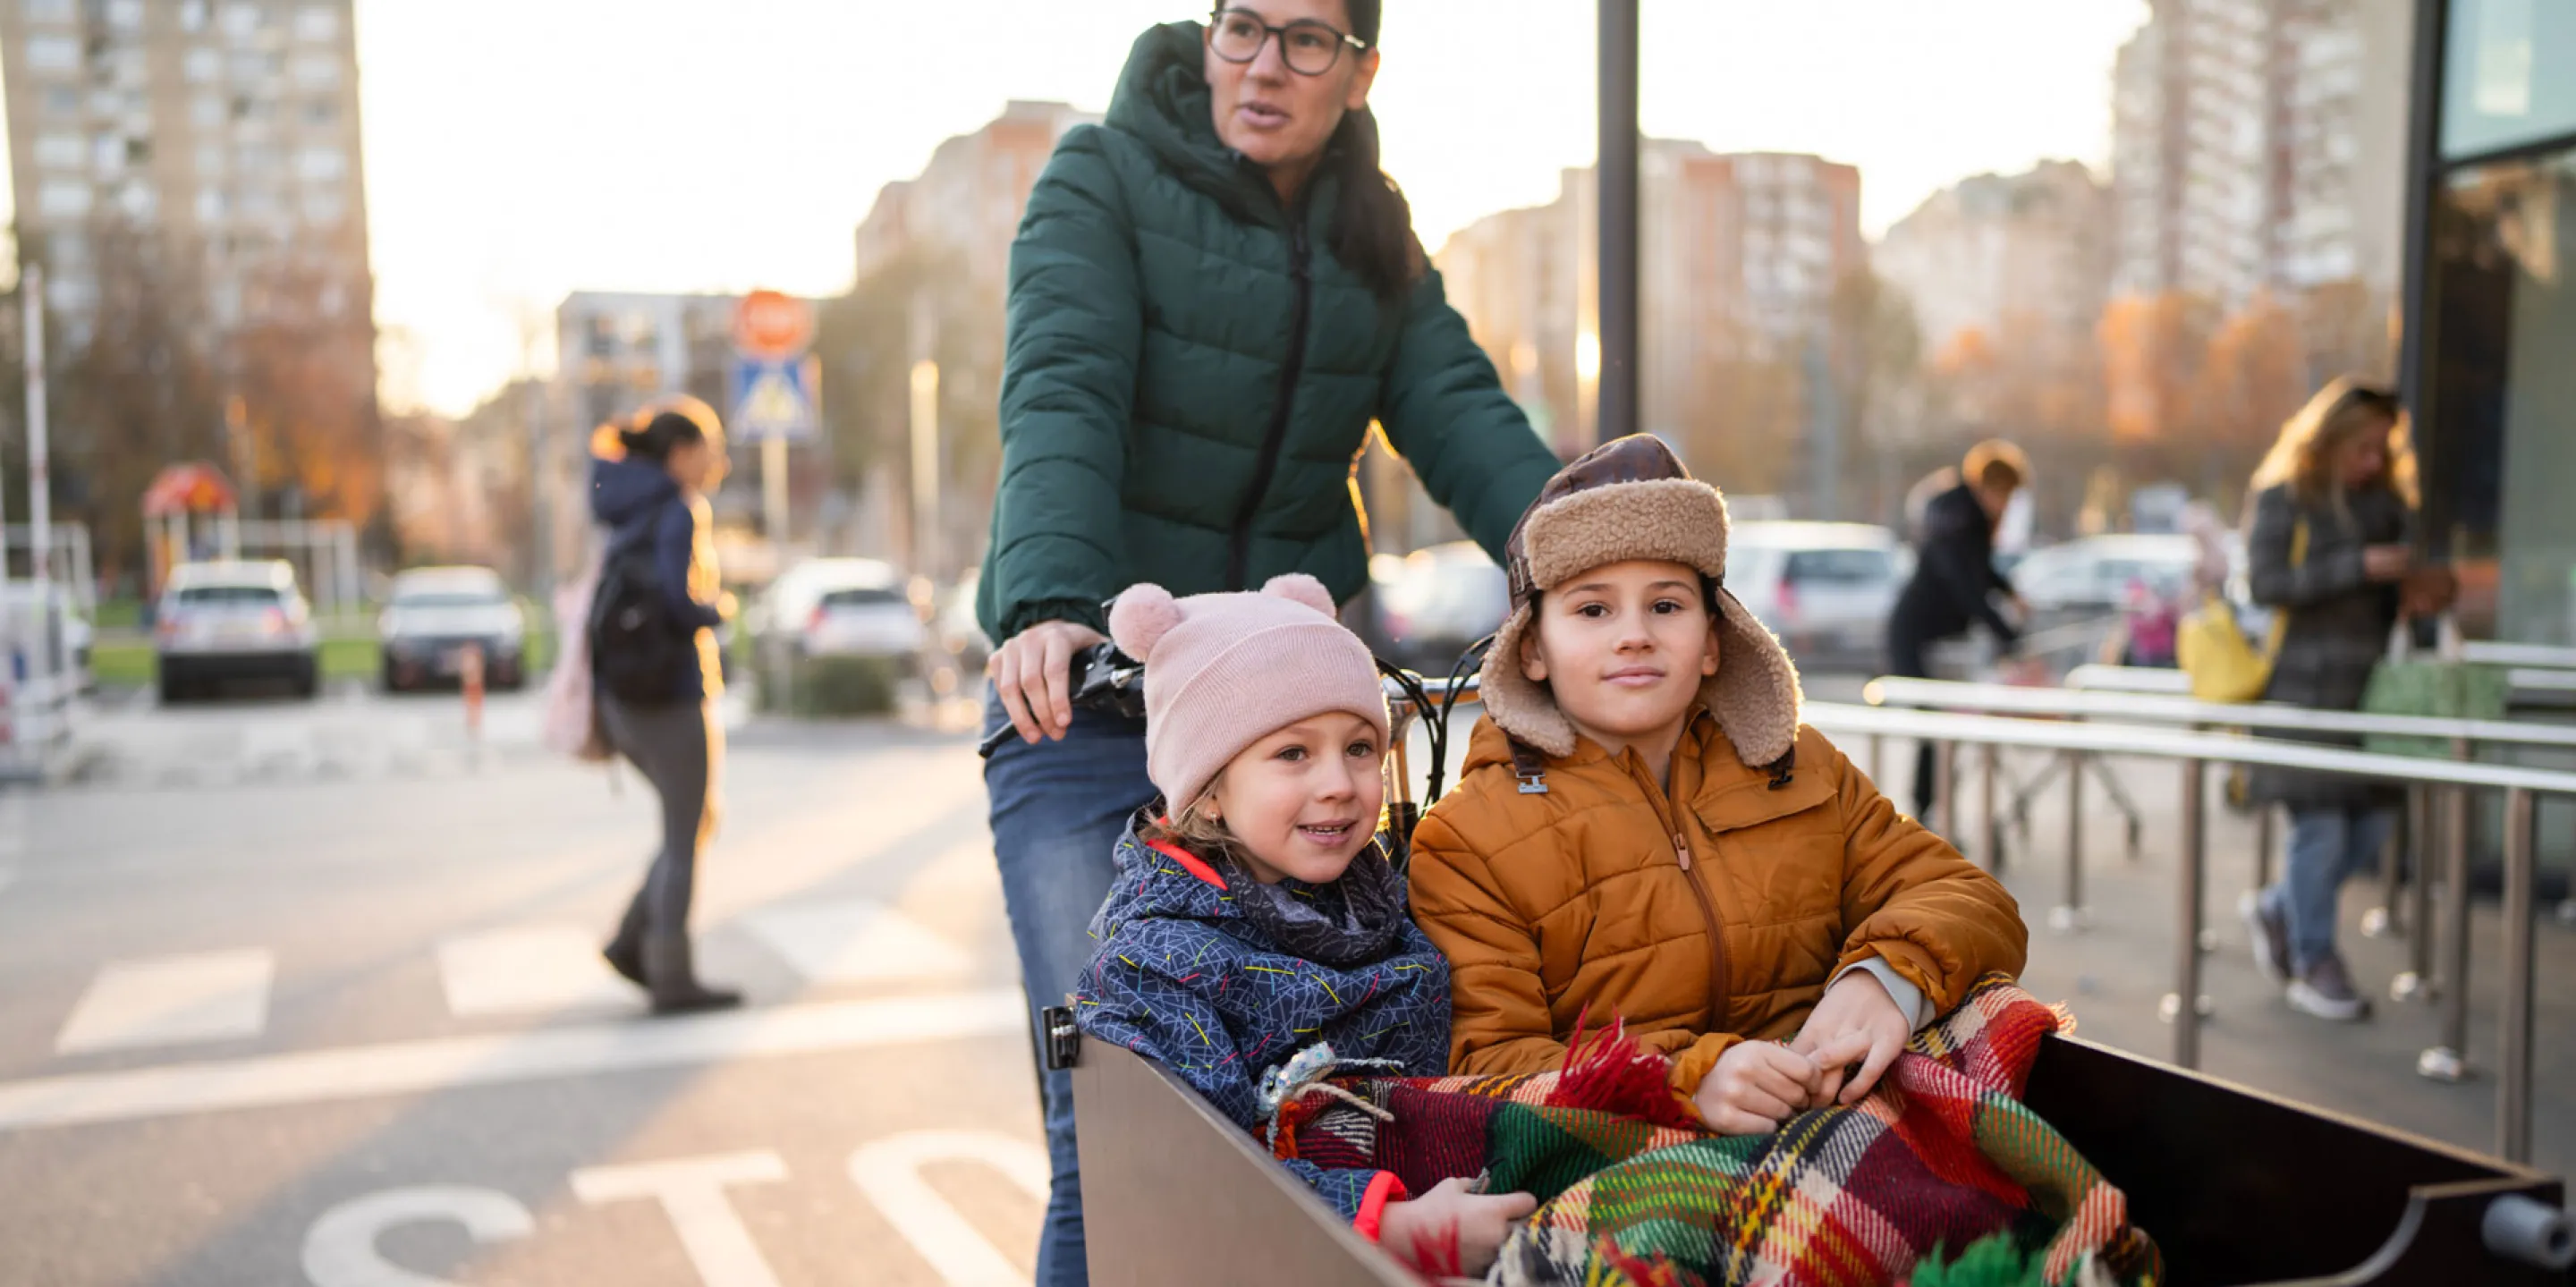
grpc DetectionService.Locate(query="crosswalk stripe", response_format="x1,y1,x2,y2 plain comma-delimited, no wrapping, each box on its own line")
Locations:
55,949,275,1055
0,987,1023,1132
737,899,971,986
437,927,635,1017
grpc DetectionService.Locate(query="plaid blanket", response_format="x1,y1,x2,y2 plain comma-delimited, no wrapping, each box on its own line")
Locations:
1268,977,2160,1286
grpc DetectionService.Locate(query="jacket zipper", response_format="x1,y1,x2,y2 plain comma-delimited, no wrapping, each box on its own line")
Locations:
1628,758,1732,1036
1226,208,1311,590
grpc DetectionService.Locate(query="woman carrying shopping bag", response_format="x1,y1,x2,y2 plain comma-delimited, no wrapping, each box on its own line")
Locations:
2237,378,2454,1022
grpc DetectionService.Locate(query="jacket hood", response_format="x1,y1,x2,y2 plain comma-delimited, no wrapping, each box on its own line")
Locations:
1105,21,1339,227
589,454,680,530
1090,812,1414,969
1091,814,1241,940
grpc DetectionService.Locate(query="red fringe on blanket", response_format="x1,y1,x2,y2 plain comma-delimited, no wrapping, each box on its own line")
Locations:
1545,1005,1707,1133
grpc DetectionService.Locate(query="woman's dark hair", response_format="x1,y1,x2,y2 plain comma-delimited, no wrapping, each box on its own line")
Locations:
617,409,708,463
1325,0,1422,302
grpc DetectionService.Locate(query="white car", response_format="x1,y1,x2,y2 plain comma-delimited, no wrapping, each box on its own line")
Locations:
1724,521,1911,669
752,558,908,645
379,566,527,692
155,561,320,702
1374,542,1509,673
801,576,928,663
0,581,92,695
2012,535,2217,615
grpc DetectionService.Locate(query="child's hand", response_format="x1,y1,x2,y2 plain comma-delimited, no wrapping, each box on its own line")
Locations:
1791,969,1914,1106
1691,1040,1824,1135
1377,1176,1538,1279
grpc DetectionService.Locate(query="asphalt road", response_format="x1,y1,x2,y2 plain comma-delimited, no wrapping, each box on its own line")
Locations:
1,691,1041,1287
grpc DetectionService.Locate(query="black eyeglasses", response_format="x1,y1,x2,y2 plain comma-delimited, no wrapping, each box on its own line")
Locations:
1208,6,1368,76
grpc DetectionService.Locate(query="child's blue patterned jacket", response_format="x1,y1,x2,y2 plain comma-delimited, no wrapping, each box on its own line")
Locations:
1073,815,1451,1238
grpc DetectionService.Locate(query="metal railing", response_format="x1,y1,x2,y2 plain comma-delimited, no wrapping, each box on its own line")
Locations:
2465,641,2576,671
1861,673,2576,1087
2076,657,2576,701
2065,664,2190,695
1379,673,2576,1164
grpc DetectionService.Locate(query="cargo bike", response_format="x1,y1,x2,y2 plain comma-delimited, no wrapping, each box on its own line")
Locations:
996,646,2574,1285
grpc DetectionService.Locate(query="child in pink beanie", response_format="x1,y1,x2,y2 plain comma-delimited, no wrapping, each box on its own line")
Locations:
1072,573,1536,1277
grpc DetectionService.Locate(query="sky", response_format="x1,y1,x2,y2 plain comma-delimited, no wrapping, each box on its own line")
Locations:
19,0,2155,415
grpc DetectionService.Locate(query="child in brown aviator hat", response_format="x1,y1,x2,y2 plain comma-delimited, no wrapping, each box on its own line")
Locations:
1409,436,2028,1135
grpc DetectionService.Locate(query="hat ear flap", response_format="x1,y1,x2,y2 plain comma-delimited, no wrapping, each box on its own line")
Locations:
1108,584,1182,661
1260,573,1337,619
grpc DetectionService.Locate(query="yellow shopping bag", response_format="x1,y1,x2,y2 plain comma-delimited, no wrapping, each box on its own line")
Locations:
2179,597,2275,702
2179,519,2303,703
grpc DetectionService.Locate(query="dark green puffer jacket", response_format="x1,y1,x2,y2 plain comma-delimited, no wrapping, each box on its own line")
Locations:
976,21,1560,642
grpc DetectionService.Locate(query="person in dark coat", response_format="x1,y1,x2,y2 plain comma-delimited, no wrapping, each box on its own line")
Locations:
976,5,1559,1280
1886,440,2029,821
588,397,741,1014
2238,379,2451,1022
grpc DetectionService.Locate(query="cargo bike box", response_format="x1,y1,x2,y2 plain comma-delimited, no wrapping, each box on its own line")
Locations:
1031,648,2571,1284
1064,1026,2571,1286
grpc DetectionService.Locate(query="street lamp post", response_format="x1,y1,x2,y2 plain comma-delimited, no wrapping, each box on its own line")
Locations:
1597,0,1640,445
909,359,940,580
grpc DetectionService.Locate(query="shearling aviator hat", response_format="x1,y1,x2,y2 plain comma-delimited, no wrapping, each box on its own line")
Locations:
1479,435,1803,768
1108,573,1391,812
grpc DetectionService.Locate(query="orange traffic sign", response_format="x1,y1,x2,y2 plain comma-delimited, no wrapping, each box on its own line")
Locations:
733,290,813,360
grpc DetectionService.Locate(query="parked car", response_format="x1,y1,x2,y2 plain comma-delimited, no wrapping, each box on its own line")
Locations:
1724,521,1909,671
2011,534,2213,615
1374,542,1508,675
801,577,928,664
154,560,319,702
750,558,908,648
379,566,526,693
0,581,93,694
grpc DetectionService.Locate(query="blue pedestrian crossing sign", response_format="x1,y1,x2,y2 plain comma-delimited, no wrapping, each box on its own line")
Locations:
731,354,819,443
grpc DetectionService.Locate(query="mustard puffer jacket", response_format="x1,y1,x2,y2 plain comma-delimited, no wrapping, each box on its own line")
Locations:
1409,711,2028,1105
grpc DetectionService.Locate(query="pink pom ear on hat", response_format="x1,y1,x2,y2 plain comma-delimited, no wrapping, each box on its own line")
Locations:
1260,573,1336,619
1108,584,1183,661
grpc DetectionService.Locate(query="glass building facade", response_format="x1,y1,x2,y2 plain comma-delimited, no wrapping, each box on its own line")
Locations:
2413,0,2576,643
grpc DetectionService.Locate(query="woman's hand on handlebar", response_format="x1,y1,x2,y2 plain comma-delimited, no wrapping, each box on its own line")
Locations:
988,619,1108,745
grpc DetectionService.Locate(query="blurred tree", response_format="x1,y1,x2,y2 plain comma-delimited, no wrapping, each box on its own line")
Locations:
1677,330,1801,499
1826,268,1925,522
228,257,384,534
812,245,1003,566
2296,279,2398,387
12,222,229,587
2097,292,2220,449
2189,289,2309,507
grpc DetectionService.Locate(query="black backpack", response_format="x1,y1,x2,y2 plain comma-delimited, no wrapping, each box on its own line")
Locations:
589,539,695,706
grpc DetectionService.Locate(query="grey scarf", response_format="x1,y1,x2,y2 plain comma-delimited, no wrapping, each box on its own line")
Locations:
1221,834,1411,969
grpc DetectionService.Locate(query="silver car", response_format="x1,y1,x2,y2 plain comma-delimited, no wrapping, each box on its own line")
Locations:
379,566,528,692
1724,521,1910,670
2012,535,2214,615
155,561,320,702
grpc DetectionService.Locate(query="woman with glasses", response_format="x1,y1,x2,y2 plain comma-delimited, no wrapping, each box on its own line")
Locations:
975,3,1559,1282
2238,378,2454,1022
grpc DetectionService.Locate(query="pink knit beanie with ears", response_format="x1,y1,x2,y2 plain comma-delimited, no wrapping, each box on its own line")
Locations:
1107,574,1389,811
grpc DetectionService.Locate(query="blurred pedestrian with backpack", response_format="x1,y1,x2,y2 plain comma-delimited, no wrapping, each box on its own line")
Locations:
587,396,741,1014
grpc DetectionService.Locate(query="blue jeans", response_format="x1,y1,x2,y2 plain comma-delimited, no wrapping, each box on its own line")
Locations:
982,688,1155,1287
2263,805,2396,972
